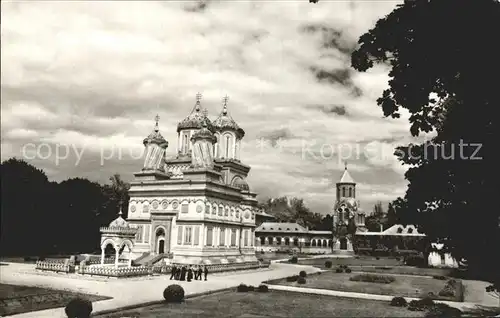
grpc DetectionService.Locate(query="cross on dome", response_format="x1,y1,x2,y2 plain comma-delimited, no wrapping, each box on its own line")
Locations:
195,92,203,111
154,114,160,131
222,95,229,115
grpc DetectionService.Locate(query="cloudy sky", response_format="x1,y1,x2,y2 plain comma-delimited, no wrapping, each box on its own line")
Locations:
1,0,431,214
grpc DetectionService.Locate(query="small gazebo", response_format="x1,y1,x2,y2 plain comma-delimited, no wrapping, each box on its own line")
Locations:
99,209,137,268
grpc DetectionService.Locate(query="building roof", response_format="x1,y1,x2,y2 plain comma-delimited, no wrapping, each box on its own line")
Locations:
177,95,215,133
143,115,168,147
255,222,308,233
191,121,217,143
212,97,245,138
109,210,130,228
356,224,425,236
232,177,250,191
339,167,355,183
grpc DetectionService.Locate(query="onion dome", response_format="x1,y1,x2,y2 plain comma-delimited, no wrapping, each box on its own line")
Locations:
109,209,130,228
143,115,168,147
232,178,250,191
191,120,217,144
212,95,245,138
177,93,215,133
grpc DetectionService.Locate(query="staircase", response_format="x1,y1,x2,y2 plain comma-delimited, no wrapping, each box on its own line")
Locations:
133,252,150,265
134,253,168,266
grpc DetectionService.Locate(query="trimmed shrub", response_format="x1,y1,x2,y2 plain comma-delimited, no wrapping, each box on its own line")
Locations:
406,255,426,267
289,256,298,264
345,268,352,273
325,261,332,268
376,256,380,260
65,297,93,318
390,296,407,307
409,297,435,311
408,300,423,311
420,296,436,308
340,265,347,269
425,303,462,318
395,257,401,261
260,250,265,254
335,267,343,273
349,274,395,284
163,284,185,303
258,258,264,262
237,284,249,292
286,275,299,282
297,277,306,284
433,275,447,280
247,285,255,291
375,266,392,270
299,270,307,278
257,284,269,293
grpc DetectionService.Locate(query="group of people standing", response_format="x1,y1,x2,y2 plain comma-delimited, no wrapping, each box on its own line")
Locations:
170,265,208,282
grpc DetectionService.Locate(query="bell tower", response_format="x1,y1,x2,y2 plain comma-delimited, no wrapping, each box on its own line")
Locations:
336,162,356,201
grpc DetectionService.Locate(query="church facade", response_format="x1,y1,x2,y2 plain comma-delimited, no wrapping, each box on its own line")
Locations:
126,94,259,265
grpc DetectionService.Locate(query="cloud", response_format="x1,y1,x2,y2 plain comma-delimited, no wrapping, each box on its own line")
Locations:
1,0,420,214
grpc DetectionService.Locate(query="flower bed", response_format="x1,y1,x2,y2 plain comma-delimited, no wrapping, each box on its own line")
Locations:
350,274,396,284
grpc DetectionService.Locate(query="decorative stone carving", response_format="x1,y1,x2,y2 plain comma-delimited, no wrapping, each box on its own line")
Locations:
172,201,179,209
152,201,159,209
130,205,136,212
161,201,168,209
196,205,203,213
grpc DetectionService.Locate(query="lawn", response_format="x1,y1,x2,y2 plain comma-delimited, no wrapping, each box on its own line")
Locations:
269,272,462,301
0,284,111,316
99,290,424,318
298,256,453,277
298,256,403,267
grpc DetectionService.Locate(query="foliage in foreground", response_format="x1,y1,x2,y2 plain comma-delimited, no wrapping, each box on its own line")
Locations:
163,284,185,303
352,0,500,285
65,297,93,318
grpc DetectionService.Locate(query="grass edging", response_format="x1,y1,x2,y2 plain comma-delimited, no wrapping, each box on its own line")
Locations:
90,286,235,317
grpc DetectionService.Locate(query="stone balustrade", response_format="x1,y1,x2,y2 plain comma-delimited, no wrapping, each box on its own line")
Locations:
79,265,153,277
99,227,138,235
36,260,75,273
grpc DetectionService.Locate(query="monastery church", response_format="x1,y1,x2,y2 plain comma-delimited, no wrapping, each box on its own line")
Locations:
107,94,261,265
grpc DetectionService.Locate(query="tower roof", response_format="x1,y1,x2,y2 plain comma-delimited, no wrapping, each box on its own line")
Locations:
191,120,217,143
109,208,130,228
212,95,245,138
143,114,168,147
338,164,355,184
177,93,215,133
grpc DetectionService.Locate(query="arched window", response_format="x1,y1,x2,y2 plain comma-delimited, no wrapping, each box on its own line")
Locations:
342,187,346,197
348,188,352,197
225,135,230,158
260,237,265,245
183,132,189,153
284,237,290,245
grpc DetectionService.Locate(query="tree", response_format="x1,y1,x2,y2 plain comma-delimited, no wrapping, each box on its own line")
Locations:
261,196,323,229
101,174,130,225
0,158,52,256
352,0,499,281
386,203,397,227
